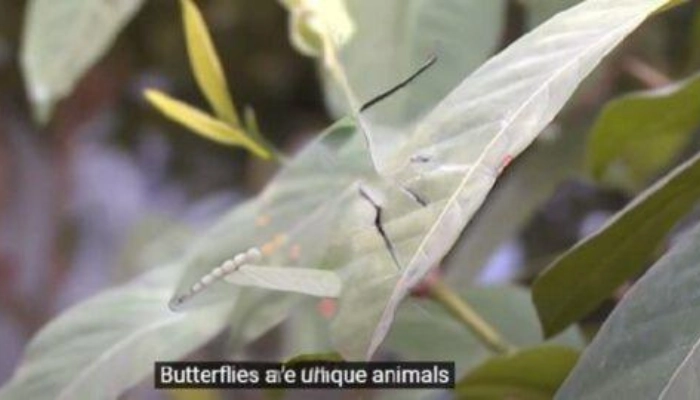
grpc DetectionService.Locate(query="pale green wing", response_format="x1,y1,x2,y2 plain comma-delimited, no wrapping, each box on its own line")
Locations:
357,0,676,359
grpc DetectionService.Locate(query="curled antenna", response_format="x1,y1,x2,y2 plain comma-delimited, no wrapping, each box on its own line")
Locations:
169,247,262,310
360,54,438,112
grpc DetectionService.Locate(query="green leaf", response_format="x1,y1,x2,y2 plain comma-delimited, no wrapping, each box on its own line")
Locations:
20,0,144,122
587,73,700,190
534,151,700,337
170,119,367,301
165,0,675,363
144,89,270,159
456,346,580,400
168,120,373,349
377,287,582,400
324,0,506,129
385,287,583,376
688,6,700,71
0,123,363,400
445,127,587,284
555,222,700,399
0,264,233,400
180,0,240,127
521,0,583,29
357,0,675,360
284,352,344,364
223,265,342,298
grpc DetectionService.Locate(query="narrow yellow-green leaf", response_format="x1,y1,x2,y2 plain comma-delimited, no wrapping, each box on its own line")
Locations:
144,89,269,159
243,107,285,163
180,0,239,126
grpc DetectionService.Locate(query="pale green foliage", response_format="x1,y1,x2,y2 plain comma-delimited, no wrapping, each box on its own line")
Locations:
362,0,675,359
0,265,232,400
3,0,688,399
445,127,586,285
224,265,342,297
21,0,144,122
386,287,583,374
324,0,507,167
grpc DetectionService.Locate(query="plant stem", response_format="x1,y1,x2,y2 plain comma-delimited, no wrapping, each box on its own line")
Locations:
242,107,286,165
320,36,381,171
428,277,515,355
621,56,671,88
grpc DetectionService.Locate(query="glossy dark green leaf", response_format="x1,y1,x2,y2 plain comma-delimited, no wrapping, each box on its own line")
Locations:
456,346,579,400
556,222,700,399
587,73,700,190
533,151,700,337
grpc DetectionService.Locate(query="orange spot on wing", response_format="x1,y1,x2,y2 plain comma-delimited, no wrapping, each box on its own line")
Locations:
273,234,287,246
289,244,301,261
409,268,441,298
255,214,271,227
498,155,514,175
317,298,337,319
260,234,289,257
261,242,276,256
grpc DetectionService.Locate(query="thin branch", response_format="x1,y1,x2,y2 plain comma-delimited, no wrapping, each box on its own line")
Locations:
622,56,672,88
428,277,515,355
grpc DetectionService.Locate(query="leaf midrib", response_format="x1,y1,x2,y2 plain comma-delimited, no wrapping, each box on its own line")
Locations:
405,10,637,295
56,295,185,400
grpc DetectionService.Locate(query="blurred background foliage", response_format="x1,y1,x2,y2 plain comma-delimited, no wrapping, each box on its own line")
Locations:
0,0,699,399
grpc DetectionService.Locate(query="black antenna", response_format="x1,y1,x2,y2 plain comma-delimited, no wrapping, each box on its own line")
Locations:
360,54,438,112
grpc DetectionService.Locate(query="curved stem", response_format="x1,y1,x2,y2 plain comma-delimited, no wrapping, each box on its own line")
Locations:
428,277,515,355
